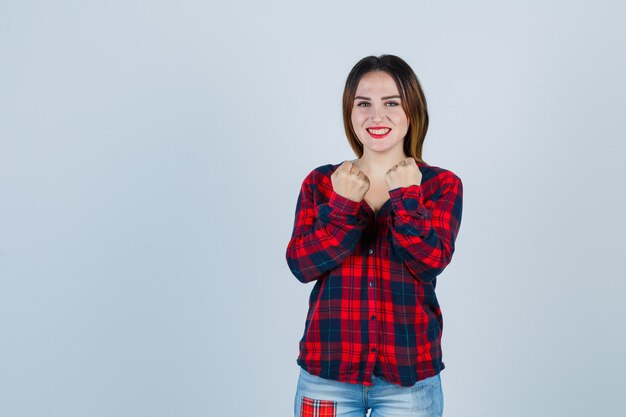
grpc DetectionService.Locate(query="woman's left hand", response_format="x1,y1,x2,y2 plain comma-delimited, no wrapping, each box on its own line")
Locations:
385,157,422,190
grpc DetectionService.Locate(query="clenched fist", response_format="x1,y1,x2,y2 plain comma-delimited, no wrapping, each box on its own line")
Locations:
385,157,422,190
331,160,370,202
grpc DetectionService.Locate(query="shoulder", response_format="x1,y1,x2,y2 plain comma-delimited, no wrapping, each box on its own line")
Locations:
302,161,344,184
417,161,463,201
419,161,462,187
297,161,344,198
301,159,462,189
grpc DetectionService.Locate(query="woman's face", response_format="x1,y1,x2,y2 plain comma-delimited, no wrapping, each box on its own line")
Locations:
351,71,409,156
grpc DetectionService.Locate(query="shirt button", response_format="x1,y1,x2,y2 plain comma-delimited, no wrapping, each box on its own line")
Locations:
371,347,377,352
371,315,376,320
369,282,374,287
368,249,374,255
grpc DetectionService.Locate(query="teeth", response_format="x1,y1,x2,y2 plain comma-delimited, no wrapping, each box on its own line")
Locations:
368,128,390,135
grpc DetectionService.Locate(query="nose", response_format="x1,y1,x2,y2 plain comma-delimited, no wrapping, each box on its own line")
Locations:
371,105,385,122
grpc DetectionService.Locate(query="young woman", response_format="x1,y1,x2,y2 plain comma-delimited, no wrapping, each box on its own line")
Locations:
285,54,463,417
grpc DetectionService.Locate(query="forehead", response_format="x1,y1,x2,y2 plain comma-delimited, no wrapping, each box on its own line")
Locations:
355,71,399,95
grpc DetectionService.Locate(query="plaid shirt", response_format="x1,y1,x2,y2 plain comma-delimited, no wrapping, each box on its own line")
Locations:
285,160,463,387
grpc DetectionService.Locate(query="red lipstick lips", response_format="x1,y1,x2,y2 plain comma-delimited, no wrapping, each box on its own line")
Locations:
366,126,392,139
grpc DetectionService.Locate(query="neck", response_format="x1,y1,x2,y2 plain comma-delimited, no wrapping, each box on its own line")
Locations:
354,150,409,181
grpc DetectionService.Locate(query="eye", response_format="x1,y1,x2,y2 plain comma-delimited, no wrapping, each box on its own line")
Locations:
386,101,400,107
356,101,370,107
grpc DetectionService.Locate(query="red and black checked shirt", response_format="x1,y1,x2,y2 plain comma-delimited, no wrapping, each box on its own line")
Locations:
285,160,463,387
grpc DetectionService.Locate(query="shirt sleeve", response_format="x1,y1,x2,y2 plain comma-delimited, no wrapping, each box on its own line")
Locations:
285,172,368,283
388,173,463,283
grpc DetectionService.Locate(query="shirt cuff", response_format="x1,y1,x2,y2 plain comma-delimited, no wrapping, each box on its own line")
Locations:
328,189,362,217
389,184,431,219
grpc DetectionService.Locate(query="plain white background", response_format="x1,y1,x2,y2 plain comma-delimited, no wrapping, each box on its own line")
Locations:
1,1,625,416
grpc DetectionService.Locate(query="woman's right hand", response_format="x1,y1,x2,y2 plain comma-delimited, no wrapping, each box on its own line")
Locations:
331,161,370,202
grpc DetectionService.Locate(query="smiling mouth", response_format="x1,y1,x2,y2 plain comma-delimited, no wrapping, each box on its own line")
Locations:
366,127,391,138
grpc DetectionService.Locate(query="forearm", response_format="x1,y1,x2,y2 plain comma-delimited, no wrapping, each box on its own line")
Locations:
286,189,367,283
388,178,463,283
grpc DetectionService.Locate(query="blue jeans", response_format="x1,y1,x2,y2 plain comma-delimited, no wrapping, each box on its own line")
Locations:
294,367,444,417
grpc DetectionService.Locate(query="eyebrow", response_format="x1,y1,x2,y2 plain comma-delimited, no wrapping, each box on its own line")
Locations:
354,95,401,100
